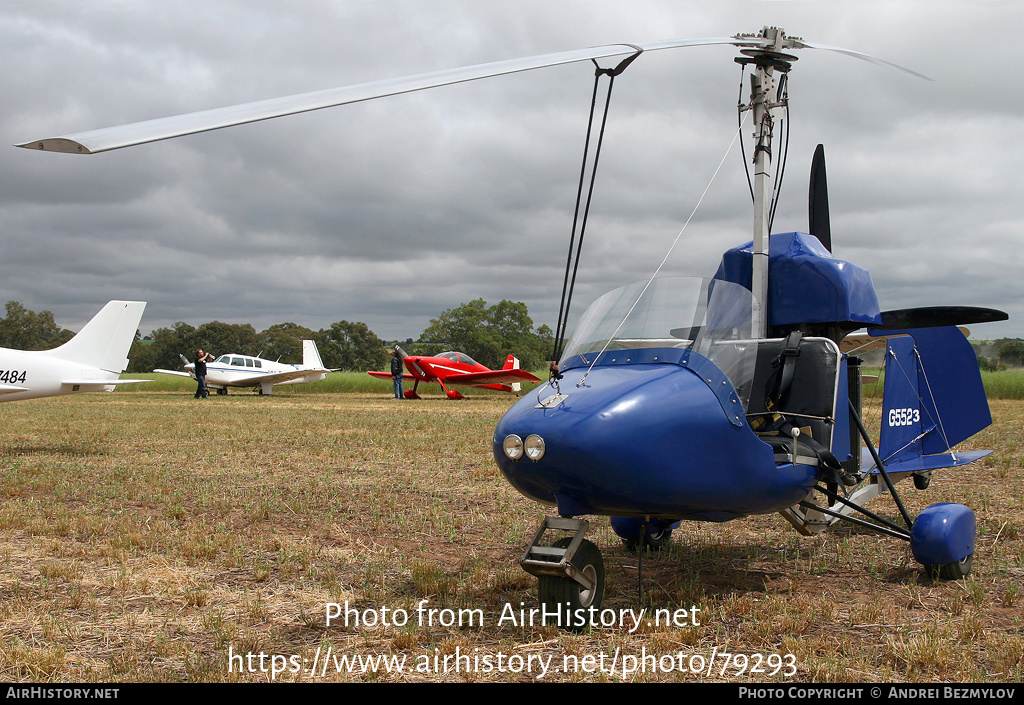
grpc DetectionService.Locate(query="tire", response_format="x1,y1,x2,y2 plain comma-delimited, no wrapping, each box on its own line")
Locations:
913,473,931,490
930,553,973,580
623,527,673,552
537,538,605,630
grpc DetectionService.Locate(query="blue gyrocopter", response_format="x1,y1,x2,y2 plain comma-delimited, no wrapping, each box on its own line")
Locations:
19,26,1007,627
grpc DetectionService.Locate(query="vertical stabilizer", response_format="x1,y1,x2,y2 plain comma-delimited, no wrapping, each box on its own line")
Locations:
43,301,146,373
878,326,991,468
302,339,325,369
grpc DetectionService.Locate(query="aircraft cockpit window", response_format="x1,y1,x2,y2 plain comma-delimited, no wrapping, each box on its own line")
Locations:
254,360,261,368
216,355,230,363
231,357,245,366
559,276,760,410
245,358,254,367
458,353,478,366
439,352,459,362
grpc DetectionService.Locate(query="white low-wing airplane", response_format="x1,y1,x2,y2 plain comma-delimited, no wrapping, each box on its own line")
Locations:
0,300,147,402
155,340,331,395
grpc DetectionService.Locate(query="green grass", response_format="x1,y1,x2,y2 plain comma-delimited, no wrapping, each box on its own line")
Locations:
857,368,1024,400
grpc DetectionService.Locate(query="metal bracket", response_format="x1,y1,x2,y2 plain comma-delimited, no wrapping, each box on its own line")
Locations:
519,516,594,590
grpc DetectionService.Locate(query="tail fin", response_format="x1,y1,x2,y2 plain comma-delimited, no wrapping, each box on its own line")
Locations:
878,326,991,470
502,354,520,371
302,340,325,369
43,301,146,373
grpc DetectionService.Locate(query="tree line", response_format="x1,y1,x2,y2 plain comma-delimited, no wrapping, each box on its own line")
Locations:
0,298,555,374
127,320,388,373
9,299,1024,376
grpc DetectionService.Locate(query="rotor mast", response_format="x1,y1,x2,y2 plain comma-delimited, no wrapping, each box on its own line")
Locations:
737,27,798,337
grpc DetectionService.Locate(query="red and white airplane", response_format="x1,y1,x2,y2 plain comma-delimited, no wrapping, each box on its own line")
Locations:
369,348,540,399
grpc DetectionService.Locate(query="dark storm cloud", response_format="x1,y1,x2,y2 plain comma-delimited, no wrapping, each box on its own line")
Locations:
1,1,1021,342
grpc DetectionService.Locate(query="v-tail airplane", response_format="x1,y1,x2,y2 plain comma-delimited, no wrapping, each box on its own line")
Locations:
155,339,331,395
0,300,147,403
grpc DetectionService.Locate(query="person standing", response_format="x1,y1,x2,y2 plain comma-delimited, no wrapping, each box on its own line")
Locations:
391,349,404,399
194,348,214,399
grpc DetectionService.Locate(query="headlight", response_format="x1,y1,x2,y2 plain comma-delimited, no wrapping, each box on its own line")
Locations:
502,434,524,461
524,435,546,461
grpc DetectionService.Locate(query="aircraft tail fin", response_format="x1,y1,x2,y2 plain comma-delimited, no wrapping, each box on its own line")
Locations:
876,326,991,472
302,339,325,369
502,354,520,371
43,301,146,373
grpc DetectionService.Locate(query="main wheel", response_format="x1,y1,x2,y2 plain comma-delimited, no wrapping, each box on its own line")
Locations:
537,538,605,630
929,553,973,580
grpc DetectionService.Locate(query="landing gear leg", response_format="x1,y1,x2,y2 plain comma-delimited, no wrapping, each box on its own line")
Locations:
520,517,606,630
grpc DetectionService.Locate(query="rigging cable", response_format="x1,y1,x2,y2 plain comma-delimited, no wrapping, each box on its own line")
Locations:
575,113,750,388
550,48,642,373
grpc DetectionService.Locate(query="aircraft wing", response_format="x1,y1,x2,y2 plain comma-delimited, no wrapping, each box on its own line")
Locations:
368,371,415,379
227,368,330,387
154,369,194,378
444,368,540,388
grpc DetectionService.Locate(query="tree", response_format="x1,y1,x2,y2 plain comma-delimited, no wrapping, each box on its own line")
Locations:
0,301,74,350
315,320,387,371
997,339,1024,367
419,299,552,370
127,321,198,372
258,322,315,363
194,321,258,358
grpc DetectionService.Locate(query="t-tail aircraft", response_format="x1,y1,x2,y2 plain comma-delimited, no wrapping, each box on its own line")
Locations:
368,347,540,399
0,300,147,402
17,26,1008,626
155,340,331,395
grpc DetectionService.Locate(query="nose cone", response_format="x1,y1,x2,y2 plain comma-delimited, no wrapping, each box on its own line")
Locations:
494,363,815,520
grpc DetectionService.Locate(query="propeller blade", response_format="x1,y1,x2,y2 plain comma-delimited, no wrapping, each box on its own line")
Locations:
808,144,832,252
872,306,1008,331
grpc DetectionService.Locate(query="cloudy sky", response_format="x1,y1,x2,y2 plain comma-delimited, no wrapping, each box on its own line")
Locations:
2,1,1021,345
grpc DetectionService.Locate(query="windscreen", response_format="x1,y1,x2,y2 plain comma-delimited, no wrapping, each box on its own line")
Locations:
559,277,761,409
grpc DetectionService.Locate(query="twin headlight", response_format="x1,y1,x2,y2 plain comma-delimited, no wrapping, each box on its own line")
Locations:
502,434,545,462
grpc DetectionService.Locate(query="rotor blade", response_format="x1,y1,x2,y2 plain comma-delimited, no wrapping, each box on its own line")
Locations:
871,306,1008,331
791,40,933,82
808,143,832,252
16,38,739,155
15,31,928,155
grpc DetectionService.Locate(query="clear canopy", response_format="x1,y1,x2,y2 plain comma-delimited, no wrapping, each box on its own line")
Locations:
559,277,761,409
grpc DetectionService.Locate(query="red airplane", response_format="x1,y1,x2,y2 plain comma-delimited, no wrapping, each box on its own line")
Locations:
368,349,540,399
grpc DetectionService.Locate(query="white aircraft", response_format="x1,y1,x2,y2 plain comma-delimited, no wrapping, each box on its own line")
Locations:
0,300,147,402
155,339,331,395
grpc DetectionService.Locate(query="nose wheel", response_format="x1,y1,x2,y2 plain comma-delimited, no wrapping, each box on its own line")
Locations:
520,517,606,630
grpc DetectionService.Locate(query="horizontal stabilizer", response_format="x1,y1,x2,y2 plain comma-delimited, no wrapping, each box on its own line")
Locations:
154,369,193,378
863,449,992,474
872,306,1007,331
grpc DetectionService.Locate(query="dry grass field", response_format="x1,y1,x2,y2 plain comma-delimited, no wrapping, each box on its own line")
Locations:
0,387,1021,683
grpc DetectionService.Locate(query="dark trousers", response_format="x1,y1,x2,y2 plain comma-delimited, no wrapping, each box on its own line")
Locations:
195,375,209,398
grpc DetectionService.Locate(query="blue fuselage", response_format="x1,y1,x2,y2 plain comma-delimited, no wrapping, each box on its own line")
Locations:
493,354,818,522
